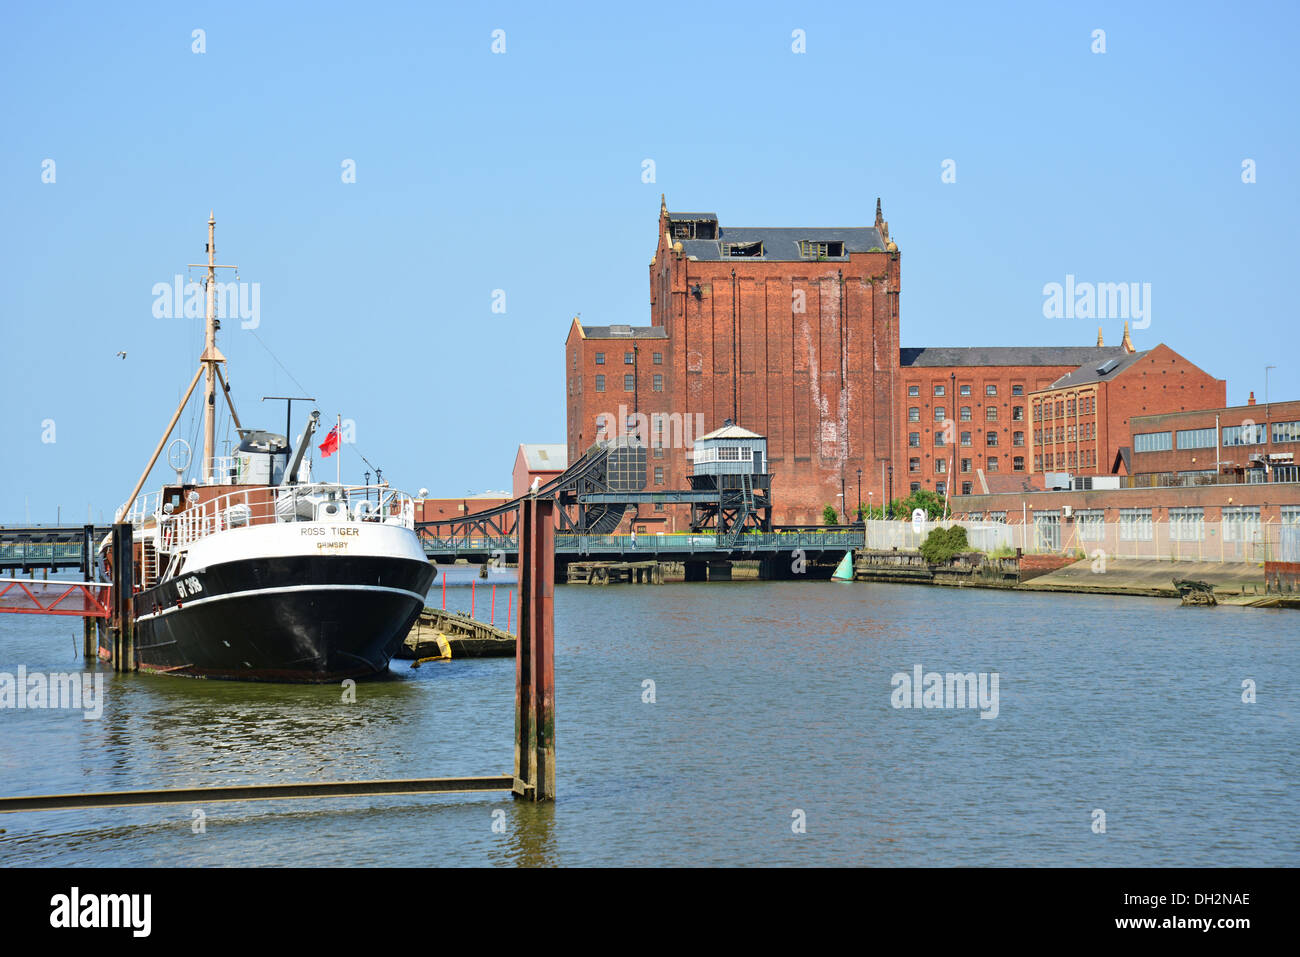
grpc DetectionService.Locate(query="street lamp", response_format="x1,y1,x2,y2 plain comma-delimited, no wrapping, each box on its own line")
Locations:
856,468,862,518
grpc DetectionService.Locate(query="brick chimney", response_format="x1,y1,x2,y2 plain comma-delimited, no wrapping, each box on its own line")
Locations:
1248,391,1256,406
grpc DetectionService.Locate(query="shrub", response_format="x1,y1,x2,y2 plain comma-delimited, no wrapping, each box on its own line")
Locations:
822,505,840,526
920,525,970,564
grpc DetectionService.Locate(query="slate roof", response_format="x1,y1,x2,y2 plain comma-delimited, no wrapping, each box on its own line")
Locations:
1046,349,1151,389
673,225,886,262
900,346,1122,368
579,324,668,339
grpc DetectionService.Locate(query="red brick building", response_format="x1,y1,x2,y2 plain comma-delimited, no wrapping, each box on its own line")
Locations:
512,443,567,498
563,199,1230,525
1128,397,1300,486
1029,340,1226,478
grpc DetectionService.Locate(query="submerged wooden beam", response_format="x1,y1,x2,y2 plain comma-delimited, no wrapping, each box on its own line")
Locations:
0,775,515,814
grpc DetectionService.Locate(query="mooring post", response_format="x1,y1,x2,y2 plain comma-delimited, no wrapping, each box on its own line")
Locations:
514,496,555,802
110,523,134,672
81,523,95,658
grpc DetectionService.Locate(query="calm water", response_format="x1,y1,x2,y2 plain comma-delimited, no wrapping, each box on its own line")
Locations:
0,566,1295,866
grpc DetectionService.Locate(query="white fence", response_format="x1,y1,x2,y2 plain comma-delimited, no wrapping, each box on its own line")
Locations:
862,518,1292,564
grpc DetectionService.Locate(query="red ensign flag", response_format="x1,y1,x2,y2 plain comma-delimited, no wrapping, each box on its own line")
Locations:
318,425,340,458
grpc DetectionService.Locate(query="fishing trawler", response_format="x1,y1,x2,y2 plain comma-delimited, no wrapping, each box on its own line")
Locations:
100,214,435,681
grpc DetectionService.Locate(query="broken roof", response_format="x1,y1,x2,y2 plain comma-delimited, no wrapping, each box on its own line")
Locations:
579,324,668,339
672,223,886,262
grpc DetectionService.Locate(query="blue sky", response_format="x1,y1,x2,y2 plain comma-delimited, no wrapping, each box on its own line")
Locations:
2,1,1296,523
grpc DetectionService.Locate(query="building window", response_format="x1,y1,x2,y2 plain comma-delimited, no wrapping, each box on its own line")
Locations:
986,407,998,422
960,431,972,447
909,457,921,472
934,406,946,421
960,384,971,396
960,458,972,473
1223,507,1261,542
1271,420,1300,443
933,384,945,396
653,374,663,392
1176,427,1216,449
1076,509,1105,541
653,352,663,365
986,431,998,446
910,482,921,493
986,385,998,396
1013,456,1025,471
909,407,920,422
1169,507,1205,541
624,352,634,364
1012,406,1024,421
653,442,663,458
1034,454,1042,470
1222,424,1267,447
798,240,844,258
595,375,605,392
909,433,920,447
987,511,1006,524
722,241,763,257
960,406,972,422
1012,385,1024,396
935,459,947,474
1134,431,1173,453
986,457,999,472
1013,431,1025,446
654,467,664,485
595,352,605,365
654,502,664,512
934,430,946,447
908,385,919,397
961,482,972,495
935,482,946,496
1119,508,1153,541
624,374,634,391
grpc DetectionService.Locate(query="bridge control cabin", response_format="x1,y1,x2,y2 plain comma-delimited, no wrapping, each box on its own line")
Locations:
688,420,773,536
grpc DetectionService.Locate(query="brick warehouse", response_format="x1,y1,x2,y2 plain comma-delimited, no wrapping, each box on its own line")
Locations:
563,199,1224,526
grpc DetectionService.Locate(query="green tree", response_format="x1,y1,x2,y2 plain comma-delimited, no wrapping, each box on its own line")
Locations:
822,505,841,526
920,525,970,564
888,488,946,520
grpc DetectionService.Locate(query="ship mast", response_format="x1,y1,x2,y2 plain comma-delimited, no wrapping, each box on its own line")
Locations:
188,211,236,483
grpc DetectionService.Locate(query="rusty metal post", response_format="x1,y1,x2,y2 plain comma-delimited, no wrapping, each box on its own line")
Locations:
81,524,95,658
514,497,555,802
110,523,134,672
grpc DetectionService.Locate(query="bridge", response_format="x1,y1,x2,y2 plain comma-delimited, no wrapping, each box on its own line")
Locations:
0,525,106,573
420,529,864,566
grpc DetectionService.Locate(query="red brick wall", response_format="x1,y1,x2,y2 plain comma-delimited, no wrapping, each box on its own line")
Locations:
951,482,1300,523
1019,553,1079,579
900,367,1068,499
652,209,902,525
1130,398,1300,479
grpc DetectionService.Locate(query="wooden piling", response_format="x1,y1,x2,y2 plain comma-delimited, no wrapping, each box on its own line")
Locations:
109,523,134,672
514,496,555,802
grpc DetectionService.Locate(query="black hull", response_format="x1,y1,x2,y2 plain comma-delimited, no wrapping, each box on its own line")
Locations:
122,555,436,683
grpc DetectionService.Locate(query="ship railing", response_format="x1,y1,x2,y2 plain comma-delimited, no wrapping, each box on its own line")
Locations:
159,484,416,550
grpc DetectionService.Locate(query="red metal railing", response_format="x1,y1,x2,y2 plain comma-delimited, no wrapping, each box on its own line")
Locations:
0,578,112,618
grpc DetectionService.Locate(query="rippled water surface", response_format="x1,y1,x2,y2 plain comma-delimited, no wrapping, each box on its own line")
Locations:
1,567,1295,866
